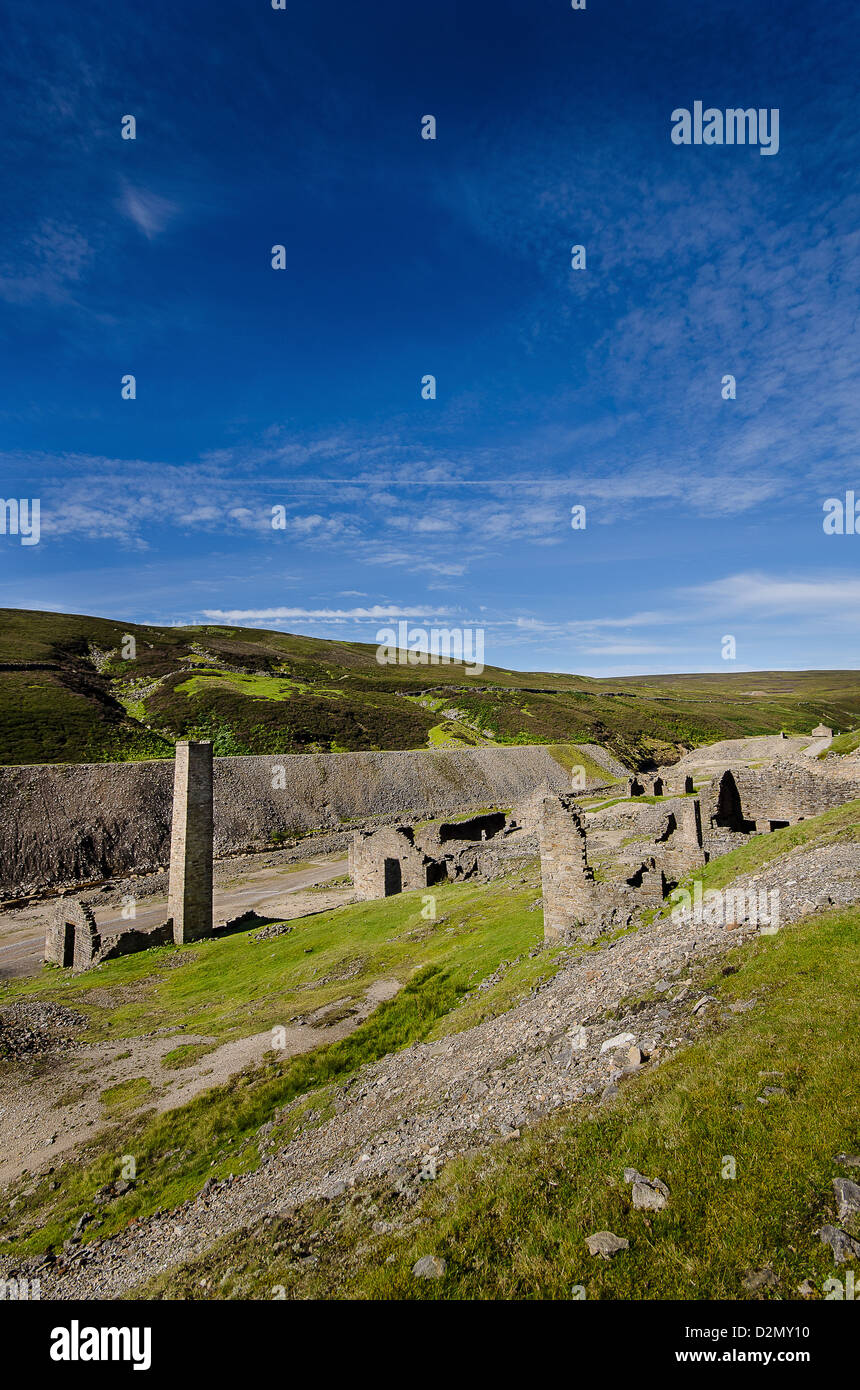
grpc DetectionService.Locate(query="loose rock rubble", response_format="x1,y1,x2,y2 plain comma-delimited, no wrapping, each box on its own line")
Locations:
0,1002,87,1061
586,1232,629,1259
4,838,858,1300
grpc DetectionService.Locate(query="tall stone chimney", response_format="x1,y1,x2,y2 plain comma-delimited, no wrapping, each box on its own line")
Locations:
168,740,214,944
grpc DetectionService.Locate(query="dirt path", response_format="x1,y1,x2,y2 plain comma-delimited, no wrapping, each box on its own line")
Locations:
802,734,833,757
0,854,349,981
0,977,400,1189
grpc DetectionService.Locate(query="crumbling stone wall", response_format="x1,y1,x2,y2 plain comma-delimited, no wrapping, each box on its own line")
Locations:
0,744,575,897
352,810,526,901
437,811,507,843
514,786,553,834
702,762,860,832
44,899,173,971
656,773,696,795
98,923,173,962
352,826,439,899
628,773,693,797
651,796,705,879
44,899,100,970
539,793,704,945
539,795,598,942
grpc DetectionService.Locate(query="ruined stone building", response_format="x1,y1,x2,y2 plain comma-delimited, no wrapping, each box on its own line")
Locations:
539,755,860,945
627,773,693,797
539,792,705,944
352,810,526,900
703,762,860,836
44,898,172,971
42,738,860,972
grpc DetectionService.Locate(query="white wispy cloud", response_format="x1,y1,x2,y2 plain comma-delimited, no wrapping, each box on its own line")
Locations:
118,182,178,239
202,605,454,622
685,572,860,617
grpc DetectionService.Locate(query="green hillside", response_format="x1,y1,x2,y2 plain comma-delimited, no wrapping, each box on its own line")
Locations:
1,607,859,767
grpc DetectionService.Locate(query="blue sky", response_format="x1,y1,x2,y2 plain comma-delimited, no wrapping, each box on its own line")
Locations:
1,0,858,676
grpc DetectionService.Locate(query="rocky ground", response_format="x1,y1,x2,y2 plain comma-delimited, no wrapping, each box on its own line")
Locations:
0,1002,88,1062
10,834,858,1301
670,734,816,779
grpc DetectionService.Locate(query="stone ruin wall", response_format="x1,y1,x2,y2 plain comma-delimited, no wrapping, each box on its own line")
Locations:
352,810,534,902
702,761,860,831
541,759,860,947
539,792,705,945
44,898,173,972
0,744,574,897
627,774,694,797
351,826,437,899
538,795,597,942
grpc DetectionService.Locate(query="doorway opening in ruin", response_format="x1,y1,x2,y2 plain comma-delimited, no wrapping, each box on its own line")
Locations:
60,921,75,967
383,858,403,896
425,861,447,887
769,819,790,831
714,771,755,832
655,812,677,843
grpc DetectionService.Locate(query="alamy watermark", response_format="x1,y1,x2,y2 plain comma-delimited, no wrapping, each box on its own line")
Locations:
375,621,484,676
1,498,40,545
823,492,860,534
670,880,780,933
0,1278,40,1299
671,103,780,156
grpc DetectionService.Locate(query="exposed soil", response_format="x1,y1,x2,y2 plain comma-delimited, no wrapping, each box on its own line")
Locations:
0,976,401,1188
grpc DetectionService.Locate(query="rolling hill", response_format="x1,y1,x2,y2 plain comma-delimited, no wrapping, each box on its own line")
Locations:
1,607,859,768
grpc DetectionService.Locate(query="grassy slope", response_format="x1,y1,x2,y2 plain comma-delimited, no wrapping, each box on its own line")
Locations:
2,608,860,766
140,902,860,1301
0,867,560,1257
822,729,860,758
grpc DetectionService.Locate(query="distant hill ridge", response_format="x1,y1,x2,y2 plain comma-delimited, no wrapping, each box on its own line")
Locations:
1,607,859,768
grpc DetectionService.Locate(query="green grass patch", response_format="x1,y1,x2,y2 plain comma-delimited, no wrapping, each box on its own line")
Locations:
0,869,546,1049
427,721,484,747
100,1077,153,1115
161,1044,216,1070
175,671,347,703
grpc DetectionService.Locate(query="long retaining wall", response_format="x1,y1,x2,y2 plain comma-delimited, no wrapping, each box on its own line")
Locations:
0,745,573,896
